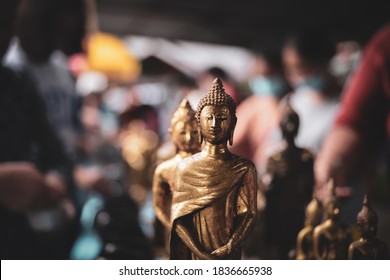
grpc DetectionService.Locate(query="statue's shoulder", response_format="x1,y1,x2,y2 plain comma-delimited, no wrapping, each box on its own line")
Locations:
349,239,363,248
300,149,314,162
298,226,313,239
269,151,283,162
232,154,256,172
313,223,327,236
155,156,177,174
176,152,203,172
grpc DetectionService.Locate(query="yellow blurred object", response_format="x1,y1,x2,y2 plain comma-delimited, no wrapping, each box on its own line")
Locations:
87,32,141,82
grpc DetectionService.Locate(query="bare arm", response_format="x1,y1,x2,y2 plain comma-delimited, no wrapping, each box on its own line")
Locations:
0,162,66,211
315,126,362,201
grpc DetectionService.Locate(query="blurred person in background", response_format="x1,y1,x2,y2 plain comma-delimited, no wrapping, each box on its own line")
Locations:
315,25,390,205
10,0,114,203
232,49,289,172
330,41,361,87
280,30,341,155
11,0,86,161
0,0,77,259
234,49,289,259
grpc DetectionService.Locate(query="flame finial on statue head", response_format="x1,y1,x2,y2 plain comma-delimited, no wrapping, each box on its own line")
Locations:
305,191,323,226
357,194,378,227
170,98,196,129
325,178,341,218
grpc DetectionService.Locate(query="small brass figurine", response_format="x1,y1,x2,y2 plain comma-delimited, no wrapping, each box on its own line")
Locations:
296,193,323,259
263,103,314,259
348,195,389,259
152,99,200,232
313,180,352,259
170,78,257,260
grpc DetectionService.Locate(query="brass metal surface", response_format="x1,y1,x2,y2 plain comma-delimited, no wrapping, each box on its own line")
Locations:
170,78,257,260
296,193,323,259
263,102,314,259
313,180,352,259
152,99,200,230
348,194,390,259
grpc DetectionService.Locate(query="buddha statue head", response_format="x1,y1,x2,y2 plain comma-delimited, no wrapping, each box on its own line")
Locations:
169,99,200,154
195,78,237,145
280,102,299,143
357,194,378,239
305,192,323,226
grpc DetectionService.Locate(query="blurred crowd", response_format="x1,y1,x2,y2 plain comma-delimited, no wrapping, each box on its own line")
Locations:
0,0,389,260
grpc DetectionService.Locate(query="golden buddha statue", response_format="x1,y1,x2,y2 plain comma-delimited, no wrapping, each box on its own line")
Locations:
170,78,257,260
152,99,200,234
348,195,389,259
296,193,323,259
263,102,314,259
313,180,352,259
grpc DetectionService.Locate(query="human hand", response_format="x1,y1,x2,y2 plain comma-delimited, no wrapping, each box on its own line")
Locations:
0,162,46,211
314,126,362,203
42,172,68,207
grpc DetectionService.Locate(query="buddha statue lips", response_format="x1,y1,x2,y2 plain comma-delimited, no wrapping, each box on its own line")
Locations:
170,78,257,260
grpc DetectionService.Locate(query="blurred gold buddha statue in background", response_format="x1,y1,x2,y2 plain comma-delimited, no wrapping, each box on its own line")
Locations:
348,195,389,259
152,99,200,255
170,78,257,260
296,193,323,259
152,99,200,251
313,180,352,259
263,102,314,259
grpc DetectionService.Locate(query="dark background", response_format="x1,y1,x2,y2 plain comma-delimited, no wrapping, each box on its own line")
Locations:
97,0,390,48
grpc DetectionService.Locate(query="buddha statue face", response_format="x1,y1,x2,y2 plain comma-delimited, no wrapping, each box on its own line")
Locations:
357,195,378,239
280,105,299,142
360,220,377,239
200,105,233,145
169,99,200,154
171,119,200,153
305,196,323,226
196,78,237,146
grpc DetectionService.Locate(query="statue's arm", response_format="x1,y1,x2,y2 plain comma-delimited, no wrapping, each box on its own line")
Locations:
313,226,323,260
348,242,356,260
296,228,309,260
175,219,214,260
152,167,170,228
232,166,257,245
212,166,257,258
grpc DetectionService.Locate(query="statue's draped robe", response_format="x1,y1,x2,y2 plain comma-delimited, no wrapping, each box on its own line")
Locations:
170,153,256,259
153,155,183,228
349,239,390,260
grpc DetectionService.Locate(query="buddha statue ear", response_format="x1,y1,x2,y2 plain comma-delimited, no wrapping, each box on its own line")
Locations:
228,118,237,146
198,126,203,145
